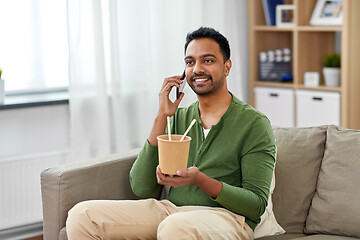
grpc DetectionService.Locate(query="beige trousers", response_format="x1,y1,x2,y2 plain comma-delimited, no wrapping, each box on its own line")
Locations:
66,198,254,240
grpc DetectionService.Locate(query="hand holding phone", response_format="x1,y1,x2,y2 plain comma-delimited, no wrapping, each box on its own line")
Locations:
176,71,186,99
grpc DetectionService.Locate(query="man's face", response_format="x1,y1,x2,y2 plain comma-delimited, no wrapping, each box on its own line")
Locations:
184,38,231,96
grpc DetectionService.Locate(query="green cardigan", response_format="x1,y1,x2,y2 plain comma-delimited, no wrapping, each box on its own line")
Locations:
130,95,276,230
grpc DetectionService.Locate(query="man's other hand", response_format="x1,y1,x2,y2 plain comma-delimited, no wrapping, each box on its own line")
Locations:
156,165,200,188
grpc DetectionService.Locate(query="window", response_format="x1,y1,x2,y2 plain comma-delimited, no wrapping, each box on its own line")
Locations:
0,0,68,92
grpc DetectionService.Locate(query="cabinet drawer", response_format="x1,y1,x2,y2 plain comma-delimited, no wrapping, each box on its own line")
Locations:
296,90,340,127
254,87,294,127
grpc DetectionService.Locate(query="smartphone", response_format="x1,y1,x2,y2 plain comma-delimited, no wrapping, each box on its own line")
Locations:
176,71,186,99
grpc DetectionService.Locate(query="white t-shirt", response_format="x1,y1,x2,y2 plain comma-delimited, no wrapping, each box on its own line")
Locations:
203,128,210,138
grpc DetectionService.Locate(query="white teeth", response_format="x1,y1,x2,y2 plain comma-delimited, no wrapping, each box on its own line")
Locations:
195,78,208,82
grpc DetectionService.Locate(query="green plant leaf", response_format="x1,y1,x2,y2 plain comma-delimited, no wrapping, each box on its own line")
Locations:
324,53,341,68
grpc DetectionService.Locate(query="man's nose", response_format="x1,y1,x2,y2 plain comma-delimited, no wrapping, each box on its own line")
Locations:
193,62,204,75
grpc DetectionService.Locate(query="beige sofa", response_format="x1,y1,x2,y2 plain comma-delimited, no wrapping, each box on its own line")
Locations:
41,125,360,240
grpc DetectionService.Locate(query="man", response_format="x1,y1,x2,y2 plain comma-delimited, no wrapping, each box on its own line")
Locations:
67,27,276,240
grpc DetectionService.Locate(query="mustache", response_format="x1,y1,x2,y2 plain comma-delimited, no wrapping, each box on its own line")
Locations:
189,73,212,82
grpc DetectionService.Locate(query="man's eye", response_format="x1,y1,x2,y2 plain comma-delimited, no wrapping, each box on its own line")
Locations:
186,61,194,65
205,59,214,63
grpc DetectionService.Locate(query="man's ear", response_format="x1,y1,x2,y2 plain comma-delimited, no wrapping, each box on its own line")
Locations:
224,59,232,77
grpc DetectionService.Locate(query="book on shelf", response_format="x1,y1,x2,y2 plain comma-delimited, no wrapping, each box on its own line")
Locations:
262,0,284,26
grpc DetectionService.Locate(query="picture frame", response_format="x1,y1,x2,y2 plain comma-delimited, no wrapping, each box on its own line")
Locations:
310,0,343,26
276,4,295,27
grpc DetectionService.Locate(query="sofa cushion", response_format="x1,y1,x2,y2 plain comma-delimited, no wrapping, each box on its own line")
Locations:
254,171,285,238
59,227,67,240
305,126,360,238
272,126,327,233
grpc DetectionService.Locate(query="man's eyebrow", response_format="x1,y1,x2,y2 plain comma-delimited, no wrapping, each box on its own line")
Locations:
184,54,217,60
201,54,217,58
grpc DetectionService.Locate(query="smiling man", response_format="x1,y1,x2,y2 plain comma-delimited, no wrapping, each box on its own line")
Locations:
66,27,276,240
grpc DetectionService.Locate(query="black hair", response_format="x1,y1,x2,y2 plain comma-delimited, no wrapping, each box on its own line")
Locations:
184,27,230,62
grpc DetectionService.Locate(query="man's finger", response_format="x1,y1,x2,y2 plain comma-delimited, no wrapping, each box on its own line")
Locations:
174,92,185,105
161,82,181,94
161,76,184,90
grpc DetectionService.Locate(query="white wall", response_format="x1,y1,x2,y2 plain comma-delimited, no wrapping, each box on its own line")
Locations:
0,104,70,158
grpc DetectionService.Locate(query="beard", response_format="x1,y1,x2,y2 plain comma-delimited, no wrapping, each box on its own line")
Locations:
188,73,225,96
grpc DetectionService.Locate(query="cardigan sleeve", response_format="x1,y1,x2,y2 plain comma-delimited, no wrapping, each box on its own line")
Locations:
129,140,160,198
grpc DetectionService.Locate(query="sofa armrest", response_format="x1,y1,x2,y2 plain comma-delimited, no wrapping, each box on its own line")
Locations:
41,148,141,240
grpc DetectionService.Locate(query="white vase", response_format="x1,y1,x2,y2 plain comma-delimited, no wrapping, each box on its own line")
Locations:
323,67,340,87
0,79,4,104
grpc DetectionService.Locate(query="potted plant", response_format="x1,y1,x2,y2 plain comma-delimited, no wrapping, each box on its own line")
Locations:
0,68,4,104
323,53,341,87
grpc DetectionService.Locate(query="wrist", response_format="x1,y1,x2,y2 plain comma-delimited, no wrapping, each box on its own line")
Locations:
194,171,206,188
195,172,222,198
148,115,168,146
156,112,168,121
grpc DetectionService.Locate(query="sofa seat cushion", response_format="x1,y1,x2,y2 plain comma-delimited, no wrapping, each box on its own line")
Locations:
256,233,306,240
272,126,327,233
257,234,359,240
305,126,360,238
292,234,360,240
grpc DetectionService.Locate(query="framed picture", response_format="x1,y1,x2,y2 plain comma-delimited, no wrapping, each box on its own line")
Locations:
276,5,295,27
310,0,343,26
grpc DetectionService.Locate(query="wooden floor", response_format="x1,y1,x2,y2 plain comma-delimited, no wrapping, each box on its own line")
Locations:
26,236,43,240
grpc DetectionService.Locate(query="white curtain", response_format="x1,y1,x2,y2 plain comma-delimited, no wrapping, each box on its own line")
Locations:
67,0,248,162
